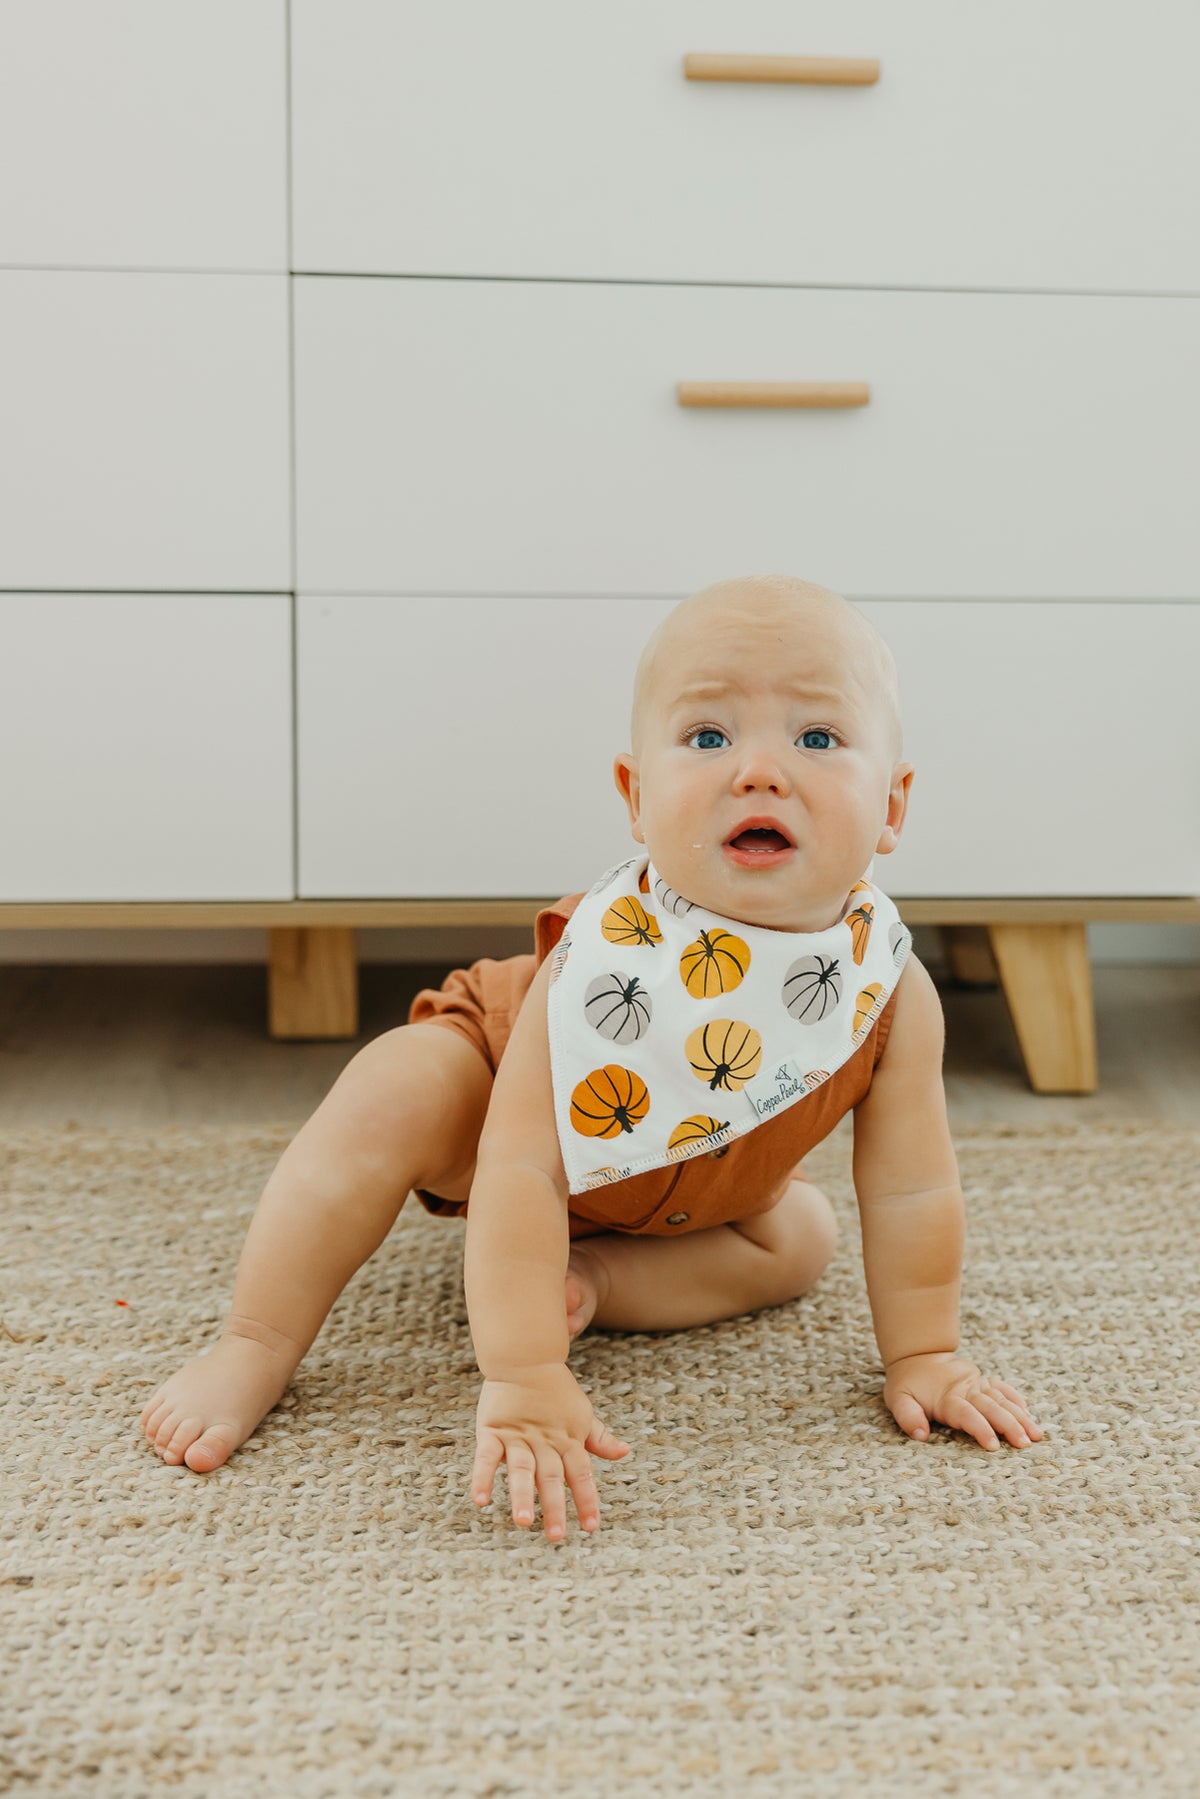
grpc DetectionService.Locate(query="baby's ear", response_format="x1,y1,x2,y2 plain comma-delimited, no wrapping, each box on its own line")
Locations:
876,762,914,854
613,754,643,839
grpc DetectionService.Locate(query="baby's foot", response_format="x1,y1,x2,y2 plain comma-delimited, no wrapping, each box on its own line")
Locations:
565,1244,611,1340
139,1330,299,1472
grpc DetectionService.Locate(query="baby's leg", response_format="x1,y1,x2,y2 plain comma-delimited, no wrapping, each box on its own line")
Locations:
140,1023,492,1472
564,1176,838,1336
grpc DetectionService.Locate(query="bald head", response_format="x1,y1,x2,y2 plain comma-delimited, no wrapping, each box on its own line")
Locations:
629,574,903,763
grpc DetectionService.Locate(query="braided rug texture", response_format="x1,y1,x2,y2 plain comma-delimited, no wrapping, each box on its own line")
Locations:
2,1121,1198,1798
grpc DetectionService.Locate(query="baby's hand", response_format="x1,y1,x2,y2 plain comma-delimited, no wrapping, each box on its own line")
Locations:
472,1362,630,1540
884,1351,1044,1451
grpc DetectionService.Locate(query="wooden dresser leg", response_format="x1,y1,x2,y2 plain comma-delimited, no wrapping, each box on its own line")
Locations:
937,924,999,986
268,927,359,1039
986,923,1098,1093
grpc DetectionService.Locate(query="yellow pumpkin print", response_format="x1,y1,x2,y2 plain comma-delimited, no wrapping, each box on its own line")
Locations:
853,984,884,1033
667,1114,730,1151
685,1019,763,1092
570,1065,651,1138
601,895,662,948
679,928,750,998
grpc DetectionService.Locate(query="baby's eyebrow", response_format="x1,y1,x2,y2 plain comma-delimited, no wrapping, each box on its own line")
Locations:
670,679,849,710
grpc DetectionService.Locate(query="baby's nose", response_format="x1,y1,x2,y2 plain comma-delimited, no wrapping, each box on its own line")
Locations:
736,750,791,789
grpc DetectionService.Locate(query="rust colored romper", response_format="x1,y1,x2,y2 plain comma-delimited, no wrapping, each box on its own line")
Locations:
408,892,901,1239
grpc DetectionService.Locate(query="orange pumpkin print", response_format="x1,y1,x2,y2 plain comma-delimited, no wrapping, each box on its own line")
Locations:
679,928,750,998
638,865,651,893
685,1019,763,1092
667,1113,730,1151
853,984,884,1033
846,893,875,966
570,1065,651,1138
601,896,662,948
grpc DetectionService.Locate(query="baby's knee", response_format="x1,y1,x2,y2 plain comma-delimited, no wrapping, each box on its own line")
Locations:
331,1021,493,1195
763,1180,840,1302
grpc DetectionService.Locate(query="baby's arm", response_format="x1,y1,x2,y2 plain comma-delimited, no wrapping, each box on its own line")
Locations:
851,956,1043,1450
463,955,629,1539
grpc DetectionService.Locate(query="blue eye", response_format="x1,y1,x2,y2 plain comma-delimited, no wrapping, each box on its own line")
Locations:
688,727,729,750
685,723,839,752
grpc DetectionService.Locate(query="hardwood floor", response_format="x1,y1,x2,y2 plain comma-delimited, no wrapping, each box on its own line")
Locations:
0,960,1197,1131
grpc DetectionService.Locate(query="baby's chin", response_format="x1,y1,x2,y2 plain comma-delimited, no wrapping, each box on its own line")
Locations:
647,849,852,932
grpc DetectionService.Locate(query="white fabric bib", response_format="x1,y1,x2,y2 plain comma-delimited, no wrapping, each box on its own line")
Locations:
546,854,912,1196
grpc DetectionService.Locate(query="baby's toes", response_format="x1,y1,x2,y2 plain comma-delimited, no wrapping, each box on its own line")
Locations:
140,1394,170,1441
158,1415,205,1465
182,1424,240,1473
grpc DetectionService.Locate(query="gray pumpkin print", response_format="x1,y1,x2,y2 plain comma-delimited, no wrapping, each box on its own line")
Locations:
652,875,694,917
587,856,638,898
584,971,653,1044
782,954,843,1024
889,922,910,964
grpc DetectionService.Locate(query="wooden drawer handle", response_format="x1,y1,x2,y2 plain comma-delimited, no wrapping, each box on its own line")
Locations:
677,382,871,410
684,53,880,86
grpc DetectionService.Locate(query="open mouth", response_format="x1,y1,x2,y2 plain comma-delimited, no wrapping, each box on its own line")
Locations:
724,826,795,866
728,827,792,853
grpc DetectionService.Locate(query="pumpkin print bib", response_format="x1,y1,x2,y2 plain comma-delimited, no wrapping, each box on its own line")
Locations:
546,854,912,1196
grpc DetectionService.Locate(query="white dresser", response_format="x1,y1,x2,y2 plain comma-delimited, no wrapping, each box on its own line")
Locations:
2,0,1198,1088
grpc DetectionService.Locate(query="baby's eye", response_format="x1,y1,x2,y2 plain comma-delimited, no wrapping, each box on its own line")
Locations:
686,726,729,750
799,728,836,750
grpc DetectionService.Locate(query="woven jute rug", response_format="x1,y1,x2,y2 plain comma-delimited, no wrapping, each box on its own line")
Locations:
2,1121,1198,1797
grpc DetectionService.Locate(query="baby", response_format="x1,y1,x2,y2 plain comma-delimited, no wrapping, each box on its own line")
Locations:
141,574,1042,1538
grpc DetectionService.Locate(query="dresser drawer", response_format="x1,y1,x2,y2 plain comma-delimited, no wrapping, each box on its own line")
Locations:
292,0,1200,293
0,595,293,902
296,597,1198,901
294,279,1200,601
861,601,1200,898
296,595,658,898
0,272,292,591
0,1,286,271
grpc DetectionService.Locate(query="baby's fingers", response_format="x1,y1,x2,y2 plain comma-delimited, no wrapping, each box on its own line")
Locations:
941,1392,1002,1450
471,1431,506,1508
584,1414,631,1461
974,1392,1038,1449
562,1442,602,1534
504,1444,540,1529
984,1381,1044,1439
888,1389,932,1441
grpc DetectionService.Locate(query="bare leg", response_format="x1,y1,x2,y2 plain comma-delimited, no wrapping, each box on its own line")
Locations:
140,1024,492,1472
564,1177,839,1336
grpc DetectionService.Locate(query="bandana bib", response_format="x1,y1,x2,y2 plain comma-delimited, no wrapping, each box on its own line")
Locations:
546,854,912,1196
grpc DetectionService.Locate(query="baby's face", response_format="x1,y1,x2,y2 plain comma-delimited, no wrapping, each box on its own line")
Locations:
613,599,913,931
